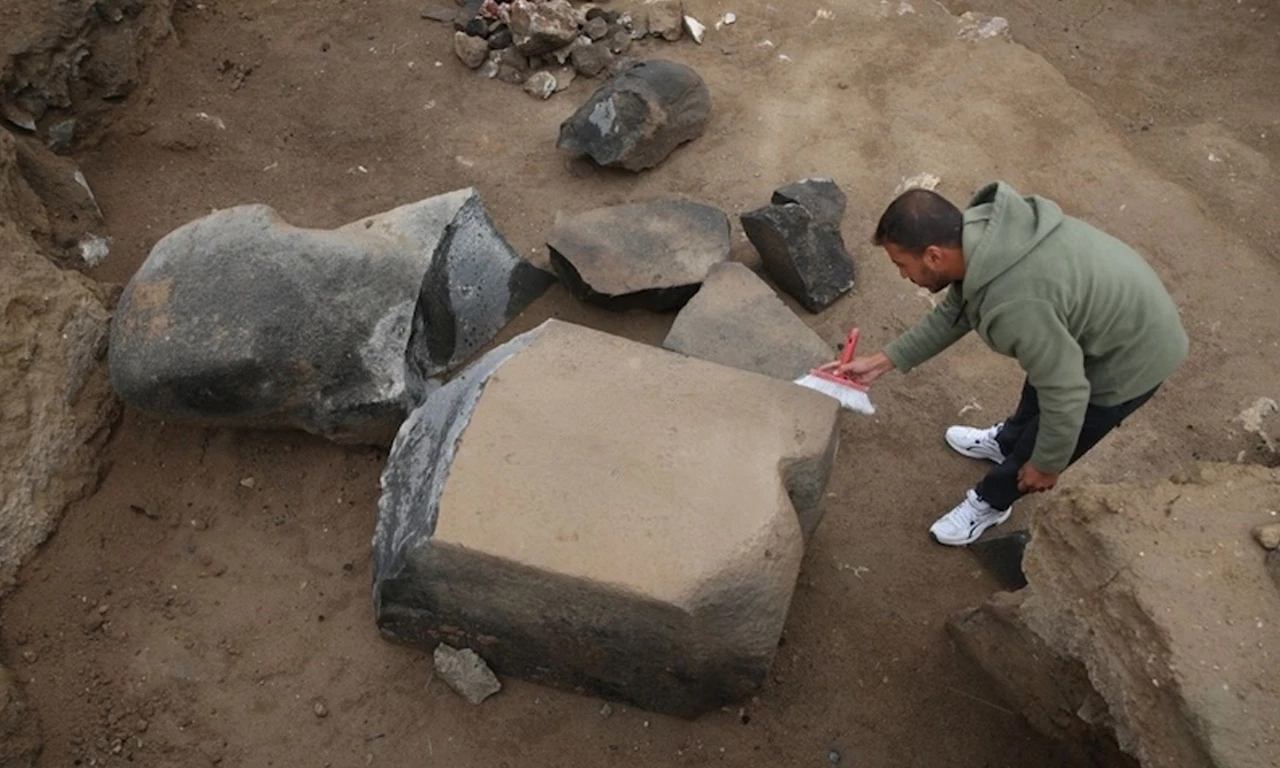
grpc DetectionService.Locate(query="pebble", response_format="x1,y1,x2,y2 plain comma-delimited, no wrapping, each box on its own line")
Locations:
1254,523,1280,550
239,477,256,489
523,71,557,99
313,700,329,718
21,650,37,663
829,749,842,764
599,703,613,717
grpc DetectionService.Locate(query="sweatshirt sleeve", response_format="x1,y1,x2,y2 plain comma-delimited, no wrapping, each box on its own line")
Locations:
883,285,972,372
983,300,1089,473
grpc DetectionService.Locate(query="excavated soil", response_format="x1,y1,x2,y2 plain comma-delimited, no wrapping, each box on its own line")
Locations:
2,0,1279,766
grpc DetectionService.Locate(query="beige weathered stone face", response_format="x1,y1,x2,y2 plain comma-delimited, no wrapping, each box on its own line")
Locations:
375,320,840,717
436,320,838,605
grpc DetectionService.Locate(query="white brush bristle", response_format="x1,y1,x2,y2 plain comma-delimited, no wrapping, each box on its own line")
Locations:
794,374,876,415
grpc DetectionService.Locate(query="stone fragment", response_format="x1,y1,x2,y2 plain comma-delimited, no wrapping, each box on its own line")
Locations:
433,645,502,705
771,177,847,230
1254,522,1280,550
374,320,840,717
523,71,557,99
585,16,609,40
547,198,730,311
452,0,485,33
109,189,553,445
646,0,684,41
556,59,710,172
951,464,1280,768
570,40,613,77
741,200,854,313
487,24,513,50
0,131,118,593
553,66,576,92
683,15,706,44
454,31,490,68
663,263,833,380
508,0,580,57
607,26,632,54
495,47,531,84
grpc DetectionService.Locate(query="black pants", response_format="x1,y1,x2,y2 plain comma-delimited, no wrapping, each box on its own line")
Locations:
974,379,1160,511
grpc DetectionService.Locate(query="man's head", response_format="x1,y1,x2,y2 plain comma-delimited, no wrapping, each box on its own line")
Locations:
872,188,966,293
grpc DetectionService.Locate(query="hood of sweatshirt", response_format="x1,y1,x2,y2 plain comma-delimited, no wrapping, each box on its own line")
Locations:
960,181,1065,301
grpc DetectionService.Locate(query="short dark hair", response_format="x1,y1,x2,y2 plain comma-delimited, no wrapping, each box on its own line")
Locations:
872,188,963,255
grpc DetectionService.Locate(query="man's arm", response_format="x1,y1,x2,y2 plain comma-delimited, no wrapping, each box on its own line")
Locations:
985,301,1090,474
883,285,973,373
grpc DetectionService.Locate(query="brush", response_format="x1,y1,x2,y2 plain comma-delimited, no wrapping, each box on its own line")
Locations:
794,326,876,415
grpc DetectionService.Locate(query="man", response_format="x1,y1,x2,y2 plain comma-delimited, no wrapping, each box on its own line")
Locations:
825,181,1188,546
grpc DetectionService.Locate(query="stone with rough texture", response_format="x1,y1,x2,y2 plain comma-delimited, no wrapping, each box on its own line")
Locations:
646,0,684,41
373,320,840,717
454,31,490,68
772,178,848,230
570,41,614,77
741,202,855,313
109,189,553,445
523,71,556,99
508,0,580,57
663,262,834,380
0,664,41,768
556,59,710,172
950,464,1280,768
0,130,118,593
433,644,502,705
547,198,730,311
1253,522,1280,550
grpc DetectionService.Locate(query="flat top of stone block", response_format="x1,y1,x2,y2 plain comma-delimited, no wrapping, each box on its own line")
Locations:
433,320,838,605
547,199,730,295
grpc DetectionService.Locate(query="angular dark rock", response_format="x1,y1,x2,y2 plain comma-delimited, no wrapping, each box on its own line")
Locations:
547,198,730,311
740,201,854,313
772,177,847,229
663,263,834,380
487,24,513,50
556,59,710,172
108,189,553,445
508,0,579,57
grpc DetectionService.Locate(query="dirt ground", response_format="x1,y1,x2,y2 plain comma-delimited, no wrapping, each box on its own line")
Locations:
3,0,1280,766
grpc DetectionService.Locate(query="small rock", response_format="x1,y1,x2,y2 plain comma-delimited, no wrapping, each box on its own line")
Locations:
433,644,502,705
47,118,76,153
479,50,502,78
956,11,1010,41
556,59,711,171
683,15,706,44
524,71,557,99
646,0,684,41
585,16,609,40
606,27,632,54
496,47,531,83
83,612,105,633
717,12,737,28
828,749,842,764
570,41,613,77
1254,523,1280,550
487,24,513,49
20,650,37,663
548,198,731,311
240,477,256,489
628,12,649,39
455,31,490,68
312,699,329,718
599,703,613,717
508,0,580,56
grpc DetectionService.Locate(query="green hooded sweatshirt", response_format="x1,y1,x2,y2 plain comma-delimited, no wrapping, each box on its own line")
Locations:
884,181,1188,473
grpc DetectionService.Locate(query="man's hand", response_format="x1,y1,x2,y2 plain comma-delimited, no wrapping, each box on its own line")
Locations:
1017,464,1059,494
818,351,896,387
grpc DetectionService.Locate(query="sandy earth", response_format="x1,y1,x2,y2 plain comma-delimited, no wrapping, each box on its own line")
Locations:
3,0,1279,766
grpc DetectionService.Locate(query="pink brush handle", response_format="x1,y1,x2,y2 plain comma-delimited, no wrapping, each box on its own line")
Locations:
839,327,860,365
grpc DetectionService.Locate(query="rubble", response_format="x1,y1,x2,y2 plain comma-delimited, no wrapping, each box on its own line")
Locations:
108,189,553,444
373,320,840,717
741,179,856,312
556,60,711,171
663,262,835,380
950,464,1280,767
547,198,730,311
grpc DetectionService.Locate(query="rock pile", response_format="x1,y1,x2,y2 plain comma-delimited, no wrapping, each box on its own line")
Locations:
373,319,840,717
436,0,700,97
108,189,553,445
949,464,1280,768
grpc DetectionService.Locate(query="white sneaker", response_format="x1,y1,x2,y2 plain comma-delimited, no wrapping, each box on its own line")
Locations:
930,490,1011,546
945,423,1006,463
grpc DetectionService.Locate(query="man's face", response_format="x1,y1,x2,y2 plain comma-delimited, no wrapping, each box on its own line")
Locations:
885,243,950,293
